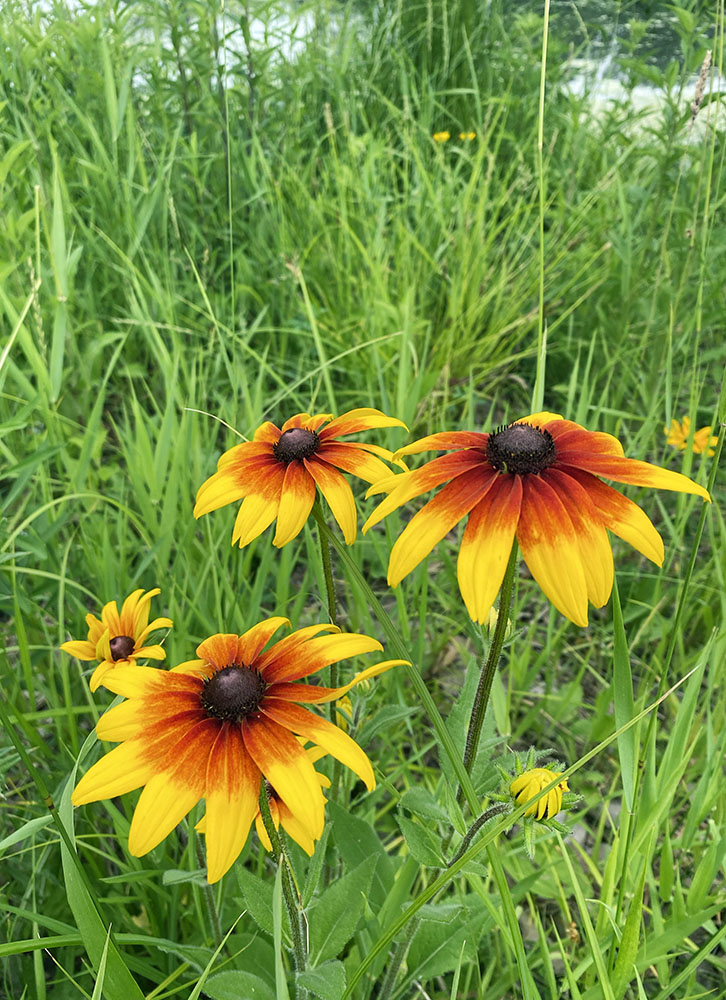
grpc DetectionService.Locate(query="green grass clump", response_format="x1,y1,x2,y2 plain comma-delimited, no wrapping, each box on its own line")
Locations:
1,0,725,997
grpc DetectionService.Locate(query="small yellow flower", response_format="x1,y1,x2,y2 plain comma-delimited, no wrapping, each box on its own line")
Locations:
433,131,450,143
61,588,172,692
510,768,569,820
459,131,476,141
665,416,718,457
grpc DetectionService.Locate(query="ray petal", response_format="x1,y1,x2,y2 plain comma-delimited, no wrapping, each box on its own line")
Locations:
196,634,241,668
266,659,406,703
204,724,260,883
544,469,614,608
72,740,159,805
363,451,487,528
318,408,407,439
217,440,274,470
273,462,317,546
102,665,201,699
60,640,97,660
262,633,383,685
562,468,664,565
262,700,375,791
550,424,625,458
232,488,283,548
516,476,589,626
242,715,325,838
256,623,340,675
456,474,522,623
96,694,203,742
253,422,282,444
515,411,564,428
387,468,499,586
557,453,711,500
237,617,291,665
394,430,489,457
304,459,357,544
316,442,395,484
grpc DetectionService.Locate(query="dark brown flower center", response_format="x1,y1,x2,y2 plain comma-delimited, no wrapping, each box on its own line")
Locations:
486,422,556,475
200,665,267,722
109,635,135,661
273,427,320,463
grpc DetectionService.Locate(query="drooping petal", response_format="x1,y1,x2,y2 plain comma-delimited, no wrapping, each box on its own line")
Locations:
262,700,375,791
456,474,522,623
256,624,340,676
73,740,162,804
557,453,711,501
262,632,383,685
318,408,407,440
563,468,664,565
204,724,260,882
278,800,318,856
242,715,325,838
195,455,281,517
135,617,173,646
134,643,167,661
544,469,614,608
363,450,487,529
232,488,283,548
254,801,278,852
237,618,291,665
194,473,248,517
266,659,406,704
60,640,97,660
304,458,358,544
273,461,317,546
394,430,489,458
516,476,589,627
387,468,499,587
89,660,115,693
316,442,395,484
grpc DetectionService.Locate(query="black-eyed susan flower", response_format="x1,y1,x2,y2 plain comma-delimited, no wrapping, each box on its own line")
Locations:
72,618,405,882
364,412,711,627
665,416,718,457
433,131,450,143
194,409,406,547
61,588,172,692
510,767,569,820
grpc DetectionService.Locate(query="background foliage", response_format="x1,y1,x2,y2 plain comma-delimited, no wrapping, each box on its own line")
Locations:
1,0,724,997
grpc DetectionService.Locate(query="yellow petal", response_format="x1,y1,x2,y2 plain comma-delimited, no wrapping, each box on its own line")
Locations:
61,640,97,660
273,462,316,546
517,477,589,627
204,725,260,883
304,459,357,544
73,740,157,804
232,493,280,547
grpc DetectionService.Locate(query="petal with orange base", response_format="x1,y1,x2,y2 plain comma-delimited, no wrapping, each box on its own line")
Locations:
262,633,383,685
304,458,358,544
273,461,317,546
204,724,260,882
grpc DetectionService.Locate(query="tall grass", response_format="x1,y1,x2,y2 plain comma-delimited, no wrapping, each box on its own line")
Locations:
1,0,724,997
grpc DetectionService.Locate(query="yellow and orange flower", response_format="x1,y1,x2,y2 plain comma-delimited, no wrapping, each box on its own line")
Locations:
510,768,569,820
72,618,404,882
255,747,331,856
665,416,718,457
61,588,172,692
364,412,711,627
194,408,406,547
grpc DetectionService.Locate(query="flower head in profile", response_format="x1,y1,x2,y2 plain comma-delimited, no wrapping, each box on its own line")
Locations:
510,767,569,820
364,412,711,626
72,618,405,882
194,408,406,548
61,588,172,692
665,416,718,457
433,131,450,143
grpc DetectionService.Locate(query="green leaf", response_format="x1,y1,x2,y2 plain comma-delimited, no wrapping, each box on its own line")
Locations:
60,740,145,1000
397,814,443,867
407,903,487,981
297,961,346,1000
328,801,393,907
398,787,449,823
309,855,378,964
203,972,276,1000
0,814,52,852
612,852,648,1000
236,867,275,936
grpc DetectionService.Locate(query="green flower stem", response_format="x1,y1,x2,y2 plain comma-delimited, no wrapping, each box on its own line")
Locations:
258,781,307,977
447,803,510,867
194,839,224,946
314,517,481,815
311,499,342,800
458,542,518,801
377,916,419,1000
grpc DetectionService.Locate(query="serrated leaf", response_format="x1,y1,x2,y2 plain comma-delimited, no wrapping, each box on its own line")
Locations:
328,801,392,907
398,787,448,823
297,961,346,1000
236,867,276,936
397,814,443,867
309,855,378,964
